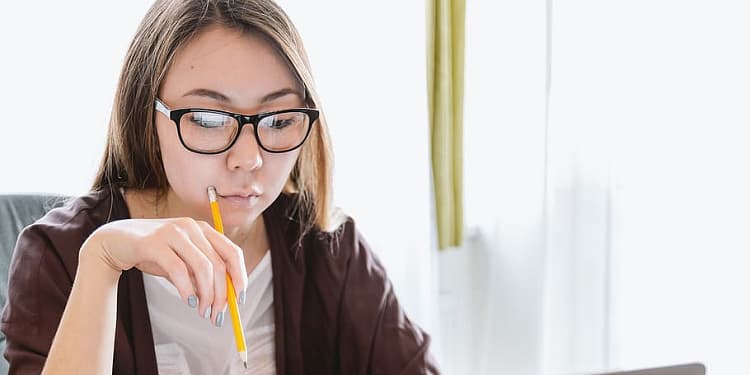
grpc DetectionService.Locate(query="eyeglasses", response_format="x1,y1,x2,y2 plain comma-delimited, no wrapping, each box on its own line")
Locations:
154,98,319,154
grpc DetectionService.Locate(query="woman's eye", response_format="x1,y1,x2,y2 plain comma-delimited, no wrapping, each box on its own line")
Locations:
271,119,293,129
264,113,303,129
189,113,228,128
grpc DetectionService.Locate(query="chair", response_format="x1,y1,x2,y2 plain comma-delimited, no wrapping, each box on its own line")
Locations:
0,194,69,374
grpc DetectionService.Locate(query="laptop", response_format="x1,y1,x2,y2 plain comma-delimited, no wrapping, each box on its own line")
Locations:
594,363,705,375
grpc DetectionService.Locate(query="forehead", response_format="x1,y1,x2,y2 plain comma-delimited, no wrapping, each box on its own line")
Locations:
160,25,301,107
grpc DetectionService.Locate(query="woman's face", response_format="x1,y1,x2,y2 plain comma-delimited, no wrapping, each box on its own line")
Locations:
155,25,305,229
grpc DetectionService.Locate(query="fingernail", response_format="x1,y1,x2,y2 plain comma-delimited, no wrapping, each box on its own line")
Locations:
187,295,198,308
239,289,247,305
203,305,212,320
215,311,225,327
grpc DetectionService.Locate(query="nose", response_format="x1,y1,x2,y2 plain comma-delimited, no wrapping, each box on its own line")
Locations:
226,125,263,172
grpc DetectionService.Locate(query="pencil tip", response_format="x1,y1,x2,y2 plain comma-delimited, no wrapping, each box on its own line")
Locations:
243,361,248,369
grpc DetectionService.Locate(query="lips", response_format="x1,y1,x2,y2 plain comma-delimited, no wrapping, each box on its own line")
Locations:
216,188,262,207
219,189,262,198
221,193,261,198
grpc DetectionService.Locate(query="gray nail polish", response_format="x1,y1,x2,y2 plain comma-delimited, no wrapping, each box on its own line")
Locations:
203,305,212,320
187,295,198,308
239,290,247,305
215,311,225,327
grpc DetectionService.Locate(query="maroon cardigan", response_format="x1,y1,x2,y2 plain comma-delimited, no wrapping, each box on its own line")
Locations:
0,187,439,374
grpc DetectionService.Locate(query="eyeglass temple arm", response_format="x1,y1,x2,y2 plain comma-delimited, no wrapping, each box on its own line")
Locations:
154,98,171,116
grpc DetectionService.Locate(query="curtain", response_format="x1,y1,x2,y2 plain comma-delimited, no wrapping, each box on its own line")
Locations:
428,0,466,250
439,0,612,373
443,0,750,374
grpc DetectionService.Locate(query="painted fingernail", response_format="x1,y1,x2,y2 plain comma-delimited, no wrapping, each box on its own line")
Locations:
203,305,212,320
215,311,225,327
187,295,198,308
239,289,247,305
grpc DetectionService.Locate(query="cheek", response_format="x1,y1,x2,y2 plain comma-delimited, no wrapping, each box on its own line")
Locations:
156,122,221,198
259,151,300,191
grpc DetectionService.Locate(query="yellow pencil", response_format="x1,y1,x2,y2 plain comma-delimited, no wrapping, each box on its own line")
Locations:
207,186,248,369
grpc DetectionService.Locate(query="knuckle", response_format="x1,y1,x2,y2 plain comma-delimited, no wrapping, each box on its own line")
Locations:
199,273,214,293
178,217,196,228
214,284,227,302
197,220,213,230
165,259,187,280
197,258,214,277
213,259,227,275
227,244,243,262
161,222,181,236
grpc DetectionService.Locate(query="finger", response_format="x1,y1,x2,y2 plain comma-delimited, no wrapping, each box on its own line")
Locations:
163,220,215,317
144,247,196,308
199,221,249,303
186,220,230,324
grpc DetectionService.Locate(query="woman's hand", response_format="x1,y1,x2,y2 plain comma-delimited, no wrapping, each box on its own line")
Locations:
83,217,248,323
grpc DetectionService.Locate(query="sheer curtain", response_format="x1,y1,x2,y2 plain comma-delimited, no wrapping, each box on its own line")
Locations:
449,0,750,374
547,0,750,373
442,0,550,373
582,1,750,373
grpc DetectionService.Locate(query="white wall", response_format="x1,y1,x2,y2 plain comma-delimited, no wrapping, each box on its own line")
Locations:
0,1,154,195
277,0,437,339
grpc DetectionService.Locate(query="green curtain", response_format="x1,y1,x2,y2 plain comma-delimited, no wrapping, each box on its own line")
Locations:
428,0,465,250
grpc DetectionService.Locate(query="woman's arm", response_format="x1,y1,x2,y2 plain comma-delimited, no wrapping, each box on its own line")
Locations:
40,235,121,375
2,217,249,374
369,288,440,375
39,218,249,374
335,219,441,375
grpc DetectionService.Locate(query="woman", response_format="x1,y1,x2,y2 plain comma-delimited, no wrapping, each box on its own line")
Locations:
0,0,439,374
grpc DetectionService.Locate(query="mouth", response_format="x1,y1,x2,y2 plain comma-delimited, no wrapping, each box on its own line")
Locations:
217,190,262,206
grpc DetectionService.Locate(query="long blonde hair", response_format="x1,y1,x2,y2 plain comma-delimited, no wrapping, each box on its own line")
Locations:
93,0,339,232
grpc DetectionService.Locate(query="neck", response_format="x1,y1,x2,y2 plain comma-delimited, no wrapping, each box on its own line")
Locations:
225,214,270,271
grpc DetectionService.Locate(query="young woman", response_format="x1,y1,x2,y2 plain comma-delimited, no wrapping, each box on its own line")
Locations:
0,1,439,374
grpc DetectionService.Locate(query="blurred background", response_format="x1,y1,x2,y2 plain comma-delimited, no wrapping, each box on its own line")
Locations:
1,1,749,374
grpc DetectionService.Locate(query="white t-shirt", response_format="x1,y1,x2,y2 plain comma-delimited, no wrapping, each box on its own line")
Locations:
143,250,275,375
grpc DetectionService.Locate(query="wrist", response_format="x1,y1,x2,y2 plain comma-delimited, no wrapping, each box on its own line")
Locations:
79,230,124,284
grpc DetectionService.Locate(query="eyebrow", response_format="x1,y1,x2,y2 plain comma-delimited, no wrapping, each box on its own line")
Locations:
182,87,303,105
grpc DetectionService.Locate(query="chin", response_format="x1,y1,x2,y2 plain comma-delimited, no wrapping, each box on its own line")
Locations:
218,198,264,224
